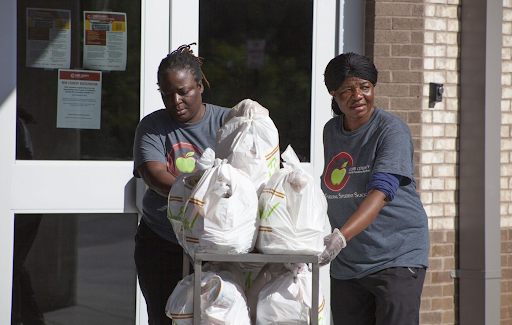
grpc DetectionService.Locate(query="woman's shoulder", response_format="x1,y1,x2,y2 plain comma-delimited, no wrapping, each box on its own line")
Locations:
374,107,410,133
205,103,230,115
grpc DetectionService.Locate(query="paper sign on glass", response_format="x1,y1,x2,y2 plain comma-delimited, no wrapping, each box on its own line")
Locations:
26,8,71,69
57,70,102,129
83,11,127,71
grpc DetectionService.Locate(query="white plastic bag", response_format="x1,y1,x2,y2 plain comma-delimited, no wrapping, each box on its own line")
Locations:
245,263,289,323
181,158,259,259
255,263,326,325
168,148,216,248
165,263,252,325
215,99,280,195
256,145,329,255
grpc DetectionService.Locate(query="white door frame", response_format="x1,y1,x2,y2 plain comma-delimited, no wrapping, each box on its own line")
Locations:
0,0,348,323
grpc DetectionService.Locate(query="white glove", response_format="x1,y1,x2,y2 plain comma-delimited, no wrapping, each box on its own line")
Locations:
318,229,347,267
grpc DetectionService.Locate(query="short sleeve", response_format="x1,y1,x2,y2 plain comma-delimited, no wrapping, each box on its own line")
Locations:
372,121,414,186
133,116,167,178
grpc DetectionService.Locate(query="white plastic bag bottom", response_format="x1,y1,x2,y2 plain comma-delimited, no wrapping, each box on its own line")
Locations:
255,264,326,325
165,268,251,325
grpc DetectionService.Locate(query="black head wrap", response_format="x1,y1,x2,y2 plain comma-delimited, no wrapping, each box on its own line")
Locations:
324,52,378,115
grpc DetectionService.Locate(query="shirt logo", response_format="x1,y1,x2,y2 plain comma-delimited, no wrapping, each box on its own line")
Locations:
167,142,202,177
324,151,354,192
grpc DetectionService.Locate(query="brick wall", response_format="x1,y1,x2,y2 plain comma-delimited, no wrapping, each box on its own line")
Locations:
366,0,459,323
502,1,512,324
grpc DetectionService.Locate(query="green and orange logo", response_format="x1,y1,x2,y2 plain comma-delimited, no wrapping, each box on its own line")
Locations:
324,151,353,191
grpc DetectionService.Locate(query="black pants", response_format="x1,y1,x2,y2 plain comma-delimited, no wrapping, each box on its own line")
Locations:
331,267,426,325
134,219,186,325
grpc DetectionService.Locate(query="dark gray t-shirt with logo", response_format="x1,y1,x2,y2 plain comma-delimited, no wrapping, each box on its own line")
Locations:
133,103,230,243
321,107,429,280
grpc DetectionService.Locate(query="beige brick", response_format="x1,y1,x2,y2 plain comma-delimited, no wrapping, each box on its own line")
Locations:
447,45,459,58
504,126,511,137
444,203,457,216
446,71,458,83
425,4,436,17
434,138,456,150
505,164,512,177
436,6,457,19
445,125,458,137
375,17,392,30
431,178,446,189
433,111,457,123
375,30,411,43
422,111,433,123
503,139,512,151
422,152,445,164
447,19,459,32
503,113,512,124
422,138,434,150
424,71,446,83
424,58,435,70
504,23,512,35
503,152,510,164
432,217,455,230
503,74,512,86
425,45,447,57
425,18,447,31
433,165,456,177
421,191,433,204
425,31,435,44
505,9,512,22
444,151,457,164
445,178,457,190
503,177,510,189
433,191,455,203
503,100,512,112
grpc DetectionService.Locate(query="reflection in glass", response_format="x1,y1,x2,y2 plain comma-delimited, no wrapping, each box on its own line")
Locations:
200,0,313,162
16,0,141,160
12,214,138,325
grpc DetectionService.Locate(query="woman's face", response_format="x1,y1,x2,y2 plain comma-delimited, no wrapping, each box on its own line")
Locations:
330,76,375,131
158,70,204,123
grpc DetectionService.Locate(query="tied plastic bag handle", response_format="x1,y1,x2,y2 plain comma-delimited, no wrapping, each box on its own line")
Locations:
281,145,302,170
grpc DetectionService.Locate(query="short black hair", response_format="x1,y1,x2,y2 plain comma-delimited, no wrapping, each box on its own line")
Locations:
324,52,378,115
157,43,210,88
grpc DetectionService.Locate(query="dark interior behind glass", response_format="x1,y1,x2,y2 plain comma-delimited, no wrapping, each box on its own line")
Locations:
199,0,313,162
16,0,141,160
12,213,138,325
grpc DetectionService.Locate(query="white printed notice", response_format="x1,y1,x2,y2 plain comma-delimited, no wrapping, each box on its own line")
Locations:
26,8,71,69
57,70,102,129
83,11,127,71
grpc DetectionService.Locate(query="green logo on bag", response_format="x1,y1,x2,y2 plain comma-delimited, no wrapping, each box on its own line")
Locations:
183,211,199,233
259,201,280,222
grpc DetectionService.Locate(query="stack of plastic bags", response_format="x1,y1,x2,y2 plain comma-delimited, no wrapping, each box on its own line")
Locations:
166,98,329,324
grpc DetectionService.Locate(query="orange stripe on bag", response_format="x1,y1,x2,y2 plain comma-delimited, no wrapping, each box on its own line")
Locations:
185,236,199,243
259,226,273,232
261,188,285,198
265,145,280,160
189,198,204,206
318,297,325,313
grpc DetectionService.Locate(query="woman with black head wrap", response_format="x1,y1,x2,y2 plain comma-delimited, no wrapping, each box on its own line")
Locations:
318,52,429,324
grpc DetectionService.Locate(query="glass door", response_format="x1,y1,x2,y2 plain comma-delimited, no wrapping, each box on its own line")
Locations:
0,0,170,324
170,1,337,324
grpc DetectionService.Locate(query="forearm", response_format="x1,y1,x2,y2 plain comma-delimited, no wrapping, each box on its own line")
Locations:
138,162,176,197
339,189,388,242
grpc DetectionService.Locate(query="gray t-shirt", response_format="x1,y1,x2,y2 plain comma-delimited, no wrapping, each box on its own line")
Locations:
320,107,429,279
133,103,230,243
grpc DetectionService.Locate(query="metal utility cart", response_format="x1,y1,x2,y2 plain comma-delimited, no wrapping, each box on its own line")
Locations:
192,252,320,325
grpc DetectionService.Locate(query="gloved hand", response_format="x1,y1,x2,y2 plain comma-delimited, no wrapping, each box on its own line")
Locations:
318,228,347,267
